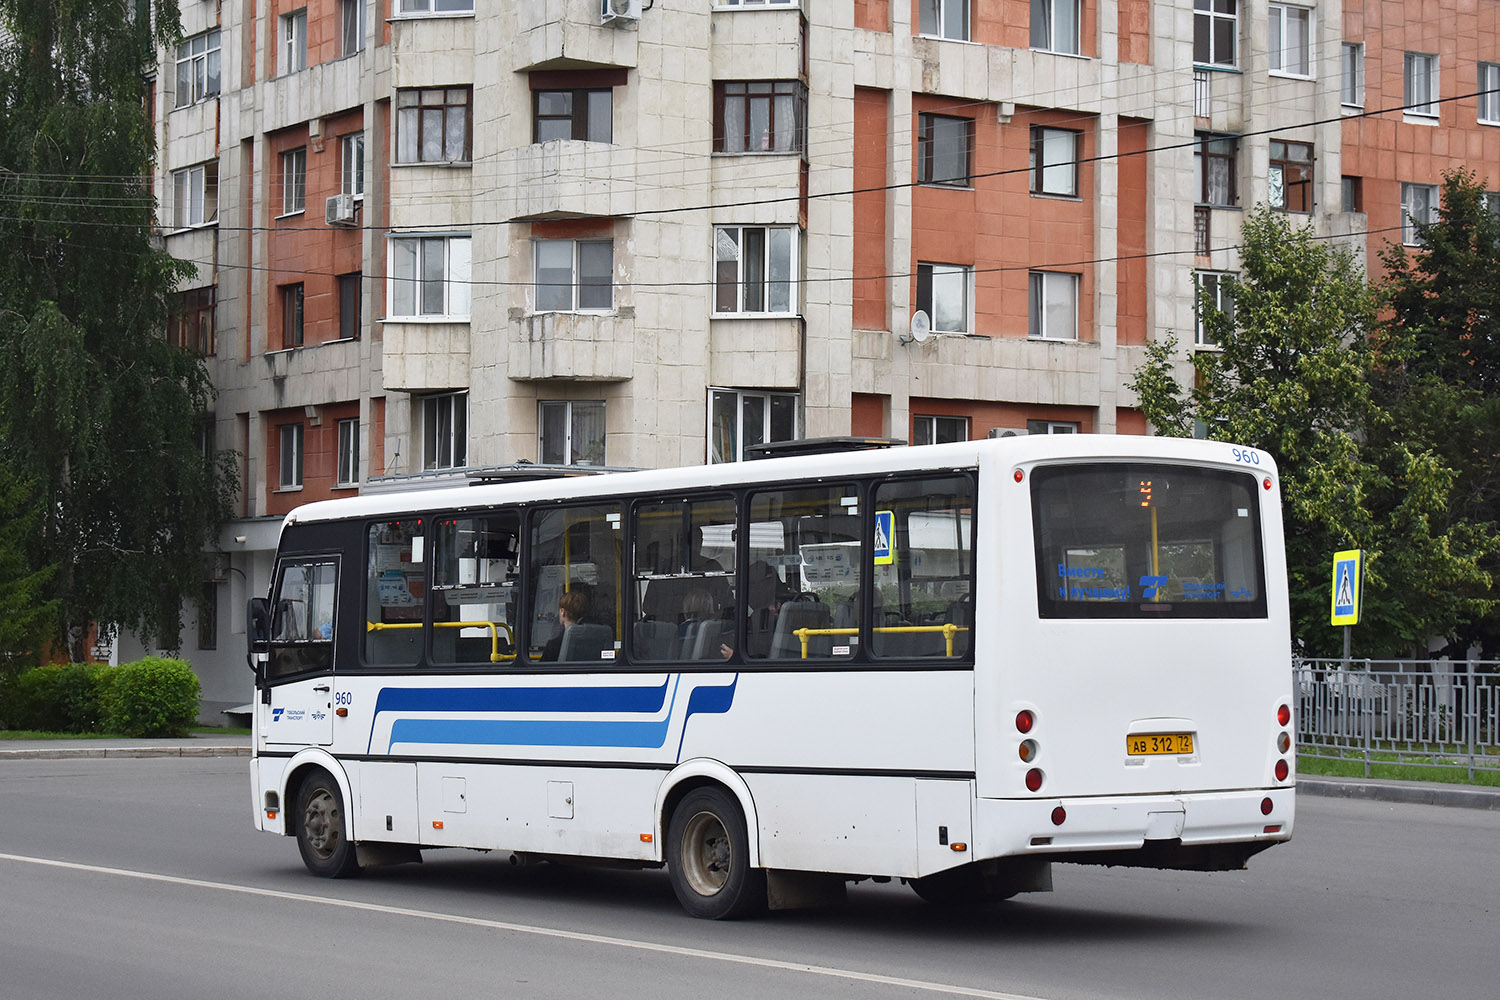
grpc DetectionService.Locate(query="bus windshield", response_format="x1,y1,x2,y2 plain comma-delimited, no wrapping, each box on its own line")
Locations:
1031,462,1266,619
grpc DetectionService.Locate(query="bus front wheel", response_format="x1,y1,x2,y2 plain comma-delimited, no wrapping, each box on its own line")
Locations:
666,787,766,919
295,770,361,878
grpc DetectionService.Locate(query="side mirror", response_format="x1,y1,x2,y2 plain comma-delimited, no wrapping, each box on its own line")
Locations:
248,598,271,656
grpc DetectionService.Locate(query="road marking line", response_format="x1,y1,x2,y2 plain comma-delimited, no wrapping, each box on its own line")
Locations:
0,851,1046,1000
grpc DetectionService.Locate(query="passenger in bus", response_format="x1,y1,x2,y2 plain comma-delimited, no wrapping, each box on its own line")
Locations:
679,589,732,660
539,590,589,662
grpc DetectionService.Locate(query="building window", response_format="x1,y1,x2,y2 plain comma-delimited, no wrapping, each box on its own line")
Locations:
1030,126,1081,197
1194,133,1237,207
1026,420,1079,434
915,262,972,335
1341,43,1364,108
422,391,468,470
198,581,218,650
1401,182,1438,245
174,29,221,107
1030,0,1079,56
1028,271,1079,340
1268,4,1311,77
1479,62,1500,125
534,89,613,143
389,235,472,319
172,162,218,228
534,239,614,312
338,272,362,340
281,283,304,348
1404,52,1439,117
337,418,360,487
398,0,473,12
708,389,798,463
1193,0,1236,68
170,286,216,355
1341,175,1362,213
1194,270,1235,347
341,0,366,56
1269,140,1313,213
714,226,798,315
279,423,304,489
917,113,973,187
714,81,807,154
281,9,308,74
914,415,969,446
918,0,969,41
396,87,472,163
341,132,364,198
281,147,306,215
539,401,606,466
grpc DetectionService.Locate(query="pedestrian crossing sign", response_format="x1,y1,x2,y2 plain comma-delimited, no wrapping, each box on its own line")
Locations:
873,510,895,565
1330,549,1364,626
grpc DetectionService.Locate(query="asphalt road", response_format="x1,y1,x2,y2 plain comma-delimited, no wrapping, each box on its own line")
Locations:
1,757,1496,1000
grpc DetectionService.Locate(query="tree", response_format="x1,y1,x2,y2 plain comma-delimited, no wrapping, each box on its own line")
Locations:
1128,207,1492,655
0,1,237,660
0,467,57,672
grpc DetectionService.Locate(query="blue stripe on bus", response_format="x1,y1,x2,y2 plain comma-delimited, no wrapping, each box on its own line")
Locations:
371,678,672,717
389,717,677,749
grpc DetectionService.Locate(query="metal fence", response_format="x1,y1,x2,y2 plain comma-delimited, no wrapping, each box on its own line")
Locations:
1295,659,1500,779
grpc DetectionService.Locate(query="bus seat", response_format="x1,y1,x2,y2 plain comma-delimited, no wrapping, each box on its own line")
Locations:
769,598,833,659
559,622,614,663
679,619,725,660
633,619,676,660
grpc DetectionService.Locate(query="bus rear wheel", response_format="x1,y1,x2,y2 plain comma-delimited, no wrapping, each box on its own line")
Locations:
666,787,765,919
295,770,361,878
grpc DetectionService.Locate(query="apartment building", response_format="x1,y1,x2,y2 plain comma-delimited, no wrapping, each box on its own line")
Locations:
141,0,1494,714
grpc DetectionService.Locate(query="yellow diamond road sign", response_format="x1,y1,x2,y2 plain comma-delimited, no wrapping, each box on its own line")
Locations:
1330,549,1364,626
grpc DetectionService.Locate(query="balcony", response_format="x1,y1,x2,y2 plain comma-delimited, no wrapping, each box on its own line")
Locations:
509,0,638,72
509,307,634,381
493,141,641,220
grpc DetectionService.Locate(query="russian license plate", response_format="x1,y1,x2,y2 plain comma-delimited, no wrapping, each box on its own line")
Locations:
1127,732,1194,756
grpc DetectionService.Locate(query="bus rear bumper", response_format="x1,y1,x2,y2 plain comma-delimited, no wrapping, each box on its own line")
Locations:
975,787,1294,871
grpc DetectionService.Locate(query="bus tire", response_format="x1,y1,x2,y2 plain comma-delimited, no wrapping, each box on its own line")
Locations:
666,787,765,919
295,769,361,878
910,863,1018,905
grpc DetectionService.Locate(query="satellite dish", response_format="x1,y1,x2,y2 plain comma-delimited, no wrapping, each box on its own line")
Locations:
909,310,932,343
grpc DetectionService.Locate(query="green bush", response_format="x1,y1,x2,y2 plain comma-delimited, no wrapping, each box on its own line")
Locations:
8,663,112,732
102,657,201,737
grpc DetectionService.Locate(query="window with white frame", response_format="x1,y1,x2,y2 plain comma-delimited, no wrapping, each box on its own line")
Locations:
396,87,472,163
172,162,218,228
916,113,972,186
281,147,306,215
534,239,614,312
1030,0,1079,56
399,0,473,12
281,9,307,74
1026,420,1079,434
717,0,798,6
1193,0,1237,68
1404,52,1439,117
341,0,365,56
279,423,304,489
341,132,364,198
915,262,972,335
918,0,969,41
174,29,220,108
914,414,969,446
1194,270,1235,347
1401,182,1438,245
1268,4,1311,77
1194,133,1238,207
1342,43,1364,108
422,391,469,471
539,400,606,466
389,235,472,318
1030,126,1081,197
708,389,798,464
1479,62,1500,125
337,418,359,486
1028,271,1079,340
714,226,798,315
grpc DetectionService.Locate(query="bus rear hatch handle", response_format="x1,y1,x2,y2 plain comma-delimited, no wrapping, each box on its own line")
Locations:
313,684,330,693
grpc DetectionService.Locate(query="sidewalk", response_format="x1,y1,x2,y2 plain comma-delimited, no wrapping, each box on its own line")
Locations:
3,738,1497,810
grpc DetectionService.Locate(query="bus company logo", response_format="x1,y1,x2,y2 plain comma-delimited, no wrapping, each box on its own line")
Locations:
1138,575,1169,599
272,708,284,722
271,708,307,723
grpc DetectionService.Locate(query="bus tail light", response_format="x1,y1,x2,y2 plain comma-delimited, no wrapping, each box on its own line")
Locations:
1260,797,1274,816
1277,704,1291,727
1016,710,1035,733
1275,759,1289,781
1277,732,1292,753
1025,768,1044,792
1051,806,1066,826
1019,739,1038,762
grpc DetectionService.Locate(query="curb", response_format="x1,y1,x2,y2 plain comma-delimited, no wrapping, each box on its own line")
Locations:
0,746,251,760
1296,775,1500,811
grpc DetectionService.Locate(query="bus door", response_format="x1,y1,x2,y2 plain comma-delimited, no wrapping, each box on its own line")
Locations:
262,557,340,747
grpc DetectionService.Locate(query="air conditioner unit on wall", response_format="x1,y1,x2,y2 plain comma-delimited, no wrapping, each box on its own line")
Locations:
988,426,1029,439
325,193,357,227
601,0,642,25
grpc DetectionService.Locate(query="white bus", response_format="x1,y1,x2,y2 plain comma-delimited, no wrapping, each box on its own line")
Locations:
247,435,1294,918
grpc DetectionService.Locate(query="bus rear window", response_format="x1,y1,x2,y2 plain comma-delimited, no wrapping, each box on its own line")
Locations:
1032,463,1267,619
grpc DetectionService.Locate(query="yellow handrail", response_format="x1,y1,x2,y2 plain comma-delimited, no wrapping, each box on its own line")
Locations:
791,623,969,658
367,619,517,663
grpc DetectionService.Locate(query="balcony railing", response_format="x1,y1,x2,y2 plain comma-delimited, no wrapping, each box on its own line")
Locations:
1194,205,1211,255
1194,69,1211,118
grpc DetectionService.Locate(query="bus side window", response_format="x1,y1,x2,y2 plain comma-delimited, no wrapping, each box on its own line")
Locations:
431,512,520,665
267,560,338,679
527,504,622,664
745,484,861,661
365,519,425,667
869,475,975,660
